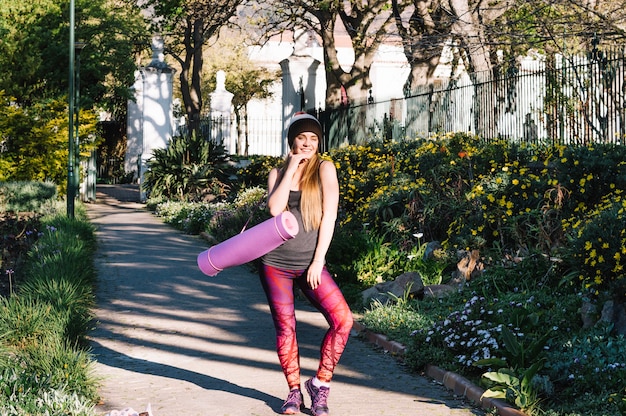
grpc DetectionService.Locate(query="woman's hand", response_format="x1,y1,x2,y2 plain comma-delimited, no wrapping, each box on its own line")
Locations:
286,151,310,171
307,260,324,290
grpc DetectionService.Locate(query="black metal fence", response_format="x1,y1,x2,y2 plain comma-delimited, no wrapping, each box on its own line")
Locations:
325,46,626,146
177,47,626,160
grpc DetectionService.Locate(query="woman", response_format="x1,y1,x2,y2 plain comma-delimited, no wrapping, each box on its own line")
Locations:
260,112,353,416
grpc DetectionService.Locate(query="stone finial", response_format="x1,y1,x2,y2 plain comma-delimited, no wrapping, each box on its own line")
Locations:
147,36,169,70
210,70,234,115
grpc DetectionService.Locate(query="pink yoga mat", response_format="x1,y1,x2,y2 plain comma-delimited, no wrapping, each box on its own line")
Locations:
197,211,299,276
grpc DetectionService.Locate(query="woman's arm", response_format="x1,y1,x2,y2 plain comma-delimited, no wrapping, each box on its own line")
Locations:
307,160,339,289
267,152,309,216
266,167,286,216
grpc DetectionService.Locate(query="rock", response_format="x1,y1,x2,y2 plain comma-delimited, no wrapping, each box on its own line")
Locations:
599,299,626,335
455,249,483,281
581,300,597,329
423,241,442,260
362,272,424,305
614,301,626,335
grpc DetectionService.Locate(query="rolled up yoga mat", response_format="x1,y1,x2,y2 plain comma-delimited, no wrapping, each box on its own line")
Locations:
197,211,299,276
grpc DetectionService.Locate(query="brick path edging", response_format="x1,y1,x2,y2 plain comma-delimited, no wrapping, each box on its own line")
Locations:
352,321,527,416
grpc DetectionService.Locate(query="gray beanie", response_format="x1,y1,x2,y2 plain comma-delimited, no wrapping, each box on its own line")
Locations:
287,113,323,147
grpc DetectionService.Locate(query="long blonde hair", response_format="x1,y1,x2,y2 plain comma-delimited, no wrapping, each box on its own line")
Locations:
282,153,323,232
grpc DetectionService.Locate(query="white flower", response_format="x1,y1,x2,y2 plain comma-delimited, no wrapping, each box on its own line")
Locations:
482,347,491,359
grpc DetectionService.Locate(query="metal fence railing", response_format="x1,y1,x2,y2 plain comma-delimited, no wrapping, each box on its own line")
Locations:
178,47,626,160
324,47,626,147
178,115,284,156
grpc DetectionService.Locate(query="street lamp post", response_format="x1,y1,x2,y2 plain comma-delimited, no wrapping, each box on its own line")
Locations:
74,42,86,198
67,0,76,218
67,0,86,218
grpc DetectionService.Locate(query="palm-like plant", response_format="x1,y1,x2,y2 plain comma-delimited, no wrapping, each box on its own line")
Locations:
143,133,231,202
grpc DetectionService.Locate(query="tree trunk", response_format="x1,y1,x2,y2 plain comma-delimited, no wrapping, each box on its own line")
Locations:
449,0,492,74
392,0,449,94
319,15,343,108
190,18,204,135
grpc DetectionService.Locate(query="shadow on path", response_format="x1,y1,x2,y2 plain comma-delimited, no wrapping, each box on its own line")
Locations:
87,185,484,416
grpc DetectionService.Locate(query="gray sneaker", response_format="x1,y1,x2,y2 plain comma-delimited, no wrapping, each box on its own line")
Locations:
305,378,330,416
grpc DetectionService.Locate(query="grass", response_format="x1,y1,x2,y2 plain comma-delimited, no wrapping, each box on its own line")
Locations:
0,193,100,415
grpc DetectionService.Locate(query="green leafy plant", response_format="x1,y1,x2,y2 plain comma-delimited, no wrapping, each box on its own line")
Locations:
478,326,552,371
402,237,448,285
143,132,232,202
480,362,543,415
543,324,626,412
0,181,57,212
351,232,407,286
0,193,100,412
475,326,551,415
561,194,626,298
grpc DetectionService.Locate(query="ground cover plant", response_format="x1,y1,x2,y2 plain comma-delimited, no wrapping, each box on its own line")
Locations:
349,137,626,416
147,134,626,416
0,184,100,415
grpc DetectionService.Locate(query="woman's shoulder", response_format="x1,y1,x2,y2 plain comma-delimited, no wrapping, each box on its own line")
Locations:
319,158,336,172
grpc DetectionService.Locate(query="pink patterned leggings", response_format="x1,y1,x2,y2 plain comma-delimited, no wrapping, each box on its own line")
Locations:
259,264,353,390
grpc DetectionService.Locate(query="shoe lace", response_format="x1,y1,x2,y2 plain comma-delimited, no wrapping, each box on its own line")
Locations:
313,386,330,409
285,389,302,405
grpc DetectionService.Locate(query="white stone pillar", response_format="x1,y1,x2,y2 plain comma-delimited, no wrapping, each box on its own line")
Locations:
209,70,235,153
279,30,325,155
126,36,175,201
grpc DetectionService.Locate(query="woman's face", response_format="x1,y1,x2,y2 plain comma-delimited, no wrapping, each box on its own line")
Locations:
292,132,319,155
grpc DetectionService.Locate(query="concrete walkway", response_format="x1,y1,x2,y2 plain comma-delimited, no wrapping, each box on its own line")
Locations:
86,185,484,416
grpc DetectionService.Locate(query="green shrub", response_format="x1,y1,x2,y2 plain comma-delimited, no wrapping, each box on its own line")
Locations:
233,155,282,190
0,296,65,349
543,324,626,415
24,229,96,288
20,337,98,402
327,224,370,286
19,277,95,344
560,194,626,299
0,194,99,414
0,181,58,213
205,194,269,242
143,133,233,202
555,144,626,211
155,201,216,234
0,355,96,416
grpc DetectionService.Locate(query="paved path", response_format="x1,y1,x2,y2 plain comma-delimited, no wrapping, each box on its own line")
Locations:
87,185,484,416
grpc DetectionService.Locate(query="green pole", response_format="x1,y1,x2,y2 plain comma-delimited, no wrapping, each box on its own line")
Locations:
67,0,76,218
74,43,85,198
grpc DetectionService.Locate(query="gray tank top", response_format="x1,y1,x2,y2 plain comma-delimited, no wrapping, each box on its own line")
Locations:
262,190,318,270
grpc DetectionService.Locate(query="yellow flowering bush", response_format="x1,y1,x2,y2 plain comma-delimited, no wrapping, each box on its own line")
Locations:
555,145,626,211
330,133,485,241
562,193,626,298
329,136,626,300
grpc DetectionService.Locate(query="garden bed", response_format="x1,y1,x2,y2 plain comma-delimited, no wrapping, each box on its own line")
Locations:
0,212,41,298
